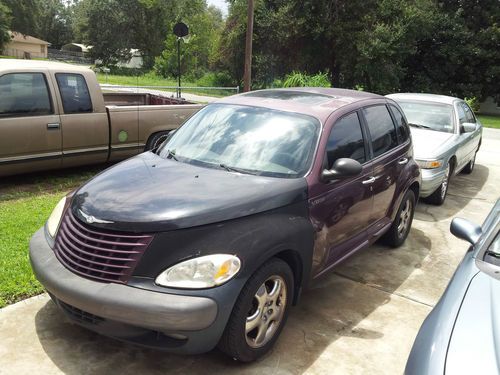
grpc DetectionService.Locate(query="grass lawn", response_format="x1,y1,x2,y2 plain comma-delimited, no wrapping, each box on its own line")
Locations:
0,165,106,308
478,114,500,129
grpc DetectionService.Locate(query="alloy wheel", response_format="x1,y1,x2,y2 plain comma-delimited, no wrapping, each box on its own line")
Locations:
397,198,412,237
440,164,450,200
245,275,287,348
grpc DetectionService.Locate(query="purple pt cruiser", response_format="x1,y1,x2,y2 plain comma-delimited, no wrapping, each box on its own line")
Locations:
30,88,420,362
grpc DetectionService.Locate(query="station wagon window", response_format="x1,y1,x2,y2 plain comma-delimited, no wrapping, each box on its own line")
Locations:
362,105,398,158
389,104,410,144
326,112,366,168
0,73,53,117
55,73,92,114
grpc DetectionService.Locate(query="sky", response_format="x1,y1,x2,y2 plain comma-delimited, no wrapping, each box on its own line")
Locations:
207,0,228,16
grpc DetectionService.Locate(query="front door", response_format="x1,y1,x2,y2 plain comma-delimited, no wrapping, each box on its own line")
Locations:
309,111,374,274
54,72,109,168
0,71,62,176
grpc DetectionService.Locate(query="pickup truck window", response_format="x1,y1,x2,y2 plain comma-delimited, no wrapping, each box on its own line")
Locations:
0,73,53,117
55,73,92,114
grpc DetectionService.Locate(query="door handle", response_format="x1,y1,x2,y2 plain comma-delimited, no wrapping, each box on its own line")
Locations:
47,123,61,130
362,177,376,185
398,157,409,165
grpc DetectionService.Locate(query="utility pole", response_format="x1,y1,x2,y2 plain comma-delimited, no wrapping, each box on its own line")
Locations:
243,0,254,92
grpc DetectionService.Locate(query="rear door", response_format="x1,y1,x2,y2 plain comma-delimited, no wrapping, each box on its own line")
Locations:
54,72,109,168
360,104,404,226
0,70,62,176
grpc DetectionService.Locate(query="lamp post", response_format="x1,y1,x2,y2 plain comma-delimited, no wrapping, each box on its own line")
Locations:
173,22,189,99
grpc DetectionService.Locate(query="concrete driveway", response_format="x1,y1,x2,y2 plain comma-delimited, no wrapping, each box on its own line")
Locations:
1,128,499,375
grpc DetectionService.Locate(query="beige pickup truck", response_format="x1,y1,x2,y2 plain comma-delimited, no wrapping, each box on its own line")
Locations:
0,60,203,177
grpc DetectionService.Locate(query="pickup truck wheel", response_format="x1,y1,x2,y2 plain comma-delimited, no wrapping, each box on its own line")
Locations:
426,163,450,206
382,189,415,248
145,131,170,151
218,258,293,362
461,152,476,174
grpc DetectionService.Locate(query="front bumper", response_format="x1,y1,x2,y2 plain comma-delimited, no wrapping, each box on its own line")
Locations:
29,228,227,354
419,168,447,198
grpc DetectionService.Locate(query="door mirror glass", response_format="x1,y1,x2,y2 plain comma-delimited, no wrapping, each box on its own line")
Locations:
462,122,477,133
322,158,362,182
450,217,482,245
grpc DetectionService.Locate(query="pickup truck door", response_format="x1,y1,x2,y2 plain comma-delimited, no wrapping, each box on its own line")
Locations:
0,70,62,176
53,72,109,168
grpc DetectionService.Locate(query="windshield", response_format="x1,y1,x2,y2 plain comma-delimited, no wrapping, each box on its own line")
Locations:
398,101,455,133
158,104,320,178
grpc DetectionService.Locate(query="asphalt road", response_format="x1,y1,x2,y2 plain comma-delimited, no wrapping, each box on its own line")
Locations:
1,129,499,375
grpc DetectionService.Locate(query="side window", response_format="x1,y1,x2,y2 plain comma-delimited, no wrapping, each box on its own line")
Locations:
389,104,410,144
362,105,398,158
462,102,475,123
457,103,467,124
326,112,366,168
0,73,52,117
55,73,92,114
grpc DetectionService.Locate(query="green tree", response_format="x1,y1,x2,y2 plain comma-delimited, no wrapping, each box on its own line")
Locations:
2,0,40,36
37,0,75,49
0,2,11,52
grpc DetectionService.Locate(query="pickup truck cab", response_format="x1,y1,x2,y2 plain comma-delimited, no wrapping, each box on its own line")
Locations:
0,59,202,176
30,88,420,362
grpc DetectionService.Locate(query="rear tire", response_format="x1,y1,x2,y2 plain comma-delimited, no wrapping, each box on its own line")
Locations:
218,258,293,362
382,189,415,247
426,163,450,206
145,131,170,151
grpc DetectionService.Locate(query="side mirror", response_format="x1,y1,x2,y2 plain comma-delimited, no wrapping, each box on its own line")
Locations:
461,122,477,133
322,158,362,182
450,217,482,245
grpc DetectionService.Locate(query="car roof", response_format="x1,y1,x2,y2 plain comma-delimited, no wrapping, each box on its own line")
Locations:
217,88,384,123
0,59,92,73
386,93,460,105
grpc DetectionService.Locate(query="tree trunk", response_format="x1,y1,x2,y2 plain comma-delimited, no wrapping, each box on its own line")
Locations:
243,0,254,92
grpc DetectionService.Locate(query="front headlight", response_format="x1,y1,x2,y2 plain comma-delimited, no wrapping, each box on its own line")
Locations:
416,159,443,169
46,196,66,238
155,254,241,289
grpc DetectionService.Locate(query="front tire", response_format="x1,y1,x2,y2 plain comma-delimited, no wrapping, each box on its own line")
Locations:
382,189,415,247
145,131,170,151
426,163,450,205
218,258,293,362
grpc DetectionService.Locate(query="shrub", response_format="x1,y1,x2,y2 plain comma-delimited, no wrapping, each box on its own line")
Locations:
283,71,331,88
196,71,235,87
465,97,480,112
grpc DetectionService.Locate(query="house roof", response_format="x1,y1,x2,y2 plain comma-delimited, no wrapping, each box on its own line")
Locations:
9,31,50,45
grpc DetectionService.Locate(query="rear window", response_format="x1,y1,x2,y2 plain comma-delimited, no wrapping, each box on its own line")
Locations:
56,73,92,114
0,73,53,117
389,104,410,144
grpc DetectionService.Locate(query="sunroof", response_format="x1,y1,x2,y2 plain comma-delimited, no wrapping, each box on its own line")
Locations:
243,90,334,104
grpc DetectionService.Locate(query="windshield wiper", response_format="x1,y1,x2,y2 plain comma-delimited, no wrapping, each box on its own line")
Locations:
408,122,432,130
219,163,255,175
166,149,178,161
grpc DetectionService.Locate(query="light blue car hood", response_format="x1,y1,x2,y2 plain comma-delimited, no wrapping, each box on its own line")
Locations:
446,271,500,375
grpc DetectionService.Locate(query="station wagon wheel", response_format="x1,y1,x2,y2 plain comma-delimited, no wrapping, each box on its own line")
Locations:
382,189,416,248
218,258,293,362
245,275,287,348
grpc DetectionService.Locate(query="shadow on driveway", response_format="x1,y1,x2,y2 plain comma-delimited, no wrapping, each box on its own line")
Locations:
34,228,431,375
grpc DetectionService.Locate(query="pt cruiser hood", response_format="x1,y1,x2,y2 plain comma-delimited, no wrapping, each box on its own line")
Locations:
71,152,308,232
445,271,500,375
410,128,455,159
